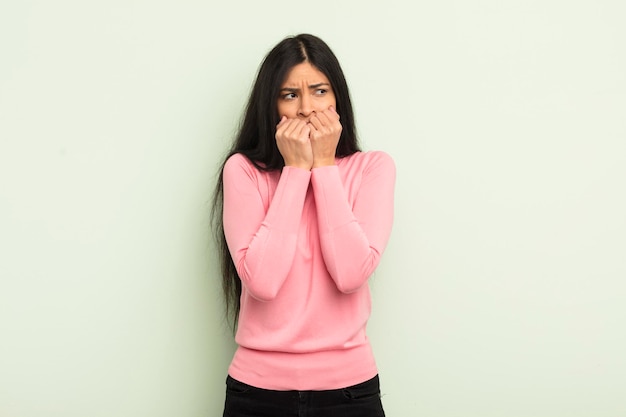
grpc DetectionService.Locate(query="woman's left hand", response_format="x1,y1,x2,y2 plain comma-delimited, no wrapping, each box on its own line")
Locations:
308,106,342,168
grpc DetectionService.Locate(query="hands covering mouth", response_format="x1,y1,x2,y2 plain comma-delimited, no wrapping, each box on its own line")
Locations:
275,106,342,170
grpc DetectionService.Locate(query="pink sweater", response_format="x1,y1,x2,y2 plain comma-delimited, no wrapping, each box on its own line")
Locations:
222,150,395,390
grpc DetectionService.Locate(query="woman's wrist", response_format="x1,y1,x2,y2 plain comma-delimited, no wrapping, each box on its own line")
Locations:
311,158,336,169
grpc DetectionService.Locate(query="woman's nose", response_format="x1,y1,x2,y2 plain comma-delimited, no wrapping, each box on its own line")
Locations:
298,94,313,118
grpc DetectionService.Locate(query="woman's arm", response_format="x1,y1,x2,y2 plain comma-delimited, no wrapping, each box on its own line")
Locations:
222,154,311,301
311,151,396,293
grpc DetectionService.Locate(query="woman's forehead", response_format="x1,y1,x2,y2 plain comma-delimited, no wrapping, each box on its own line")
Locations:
281,63,329,87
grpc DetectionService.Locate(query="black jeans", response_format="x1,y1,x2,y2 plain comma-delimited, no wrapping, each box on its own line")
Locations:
223,374,386,417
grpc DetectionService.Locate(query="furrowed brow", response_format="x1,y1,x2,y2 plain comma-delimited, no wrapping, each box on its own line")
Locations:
280,83,330,93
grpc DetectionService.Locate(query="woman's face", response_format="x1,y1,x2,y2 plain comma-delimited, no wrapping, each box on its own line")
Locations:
277,62,336,121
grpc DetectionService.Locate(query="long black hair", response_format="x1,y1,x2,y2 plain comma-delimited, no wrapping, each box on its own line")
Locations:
211,34,360,330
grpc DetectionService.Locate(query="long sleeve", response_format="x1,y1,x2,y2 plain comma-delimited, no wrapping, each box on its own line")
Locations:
310,151,395,293
222,154,311,301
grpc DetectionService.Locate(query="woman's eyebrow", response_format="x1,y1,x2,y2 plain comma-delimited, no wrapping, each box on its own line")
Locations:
280,83,331,92
309,83,330,89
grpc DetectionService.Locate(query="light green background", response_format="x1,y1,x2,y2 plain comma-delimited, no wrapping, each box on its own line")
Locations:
1,1,625,416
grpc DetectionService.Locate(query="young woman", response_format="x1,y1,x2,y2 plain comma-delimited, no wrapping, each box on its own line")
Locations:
212,33,395,417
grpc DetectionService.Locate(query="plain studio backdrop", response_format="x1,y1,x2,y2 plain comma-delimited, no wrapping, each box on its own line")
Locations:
1,1,625,416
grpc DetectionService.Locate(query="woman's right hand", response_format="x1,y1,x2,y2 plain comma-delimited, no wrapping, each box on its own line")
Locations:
275,116,313,170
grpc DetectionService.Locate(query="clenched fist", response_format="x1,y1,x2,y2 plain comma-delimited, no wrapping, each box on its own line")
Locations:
275,116,314,170
309,106,342,168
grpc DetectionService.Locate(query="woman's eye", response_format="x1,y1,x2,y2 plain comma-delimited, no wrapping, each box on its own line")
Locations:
282,93,297,100
315,89,327,95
